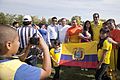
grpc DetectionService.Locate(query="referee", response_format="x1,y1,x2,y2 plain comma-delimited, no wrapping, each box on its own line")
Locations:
17,15,41,66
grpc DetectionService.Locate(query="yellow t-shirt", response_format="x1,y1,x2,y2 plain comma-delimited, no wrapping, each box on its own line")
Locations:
98,40,112,64
50,48,61,67
91,21,103,41
0,59,25,80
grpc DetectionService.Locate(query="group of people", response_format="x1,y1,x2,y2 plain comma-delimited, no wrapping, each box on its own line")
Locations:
0,13,120,80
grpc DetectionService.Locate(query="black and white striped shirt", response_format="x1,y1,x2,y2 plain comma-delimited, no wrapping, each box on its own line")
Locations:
17,26,41,48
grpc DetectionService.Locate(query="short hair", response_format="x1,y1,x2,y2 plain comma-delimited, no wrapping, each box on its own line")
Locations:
54,40,60,46
12,21,18,26
23,21,31,26
52,17,57,21
61,18,67,21
100,28,110,33
0,24,17,53
93,13,99,18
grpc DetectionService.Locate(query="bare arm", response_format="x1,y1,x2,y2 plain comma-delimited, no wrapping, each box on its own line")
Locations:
50,55,58,64
38,36,51,80
108,37,118,45
18,44,32,62
65,33,70,43
97,50,107,69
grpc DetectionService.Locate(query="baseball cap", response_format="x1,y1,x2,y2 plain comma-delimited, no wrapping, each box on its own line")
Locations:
23,15,32,22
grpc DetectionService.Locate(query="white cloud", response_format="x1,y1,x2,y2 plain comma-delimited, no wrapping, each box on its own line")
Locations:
0,0,120,23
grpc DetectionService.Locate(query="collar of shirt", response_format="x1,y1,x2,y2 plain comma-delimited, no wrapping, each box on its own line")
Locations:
51,24,58,27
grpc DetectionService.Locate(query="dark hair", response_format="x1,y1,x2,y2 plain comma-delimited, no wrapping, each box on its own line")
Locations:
100,27,110,34
52,17,57,21
97,28,110,50
23,21,31,26
83,20,93,40
12,21,18,26
107,19,116,27
93,13,99,18
61,18,66,21
102,21,107,27
54,40,60,46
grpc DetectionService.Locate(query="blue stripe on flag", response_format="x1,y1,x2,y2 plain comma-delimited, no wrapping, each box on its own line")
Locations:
60,54,98,62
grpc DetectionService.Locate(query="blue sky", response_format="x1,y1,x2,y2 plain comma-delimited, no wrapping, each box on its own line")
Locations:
0,0,120,23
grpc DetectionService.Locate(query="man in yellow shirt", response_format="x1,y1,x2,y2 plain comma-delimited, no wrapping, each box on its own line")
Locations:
91,13,103,41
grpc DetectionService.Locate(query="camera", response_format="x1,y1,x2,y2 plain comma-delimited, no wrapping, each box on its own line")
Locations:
29,33,39,45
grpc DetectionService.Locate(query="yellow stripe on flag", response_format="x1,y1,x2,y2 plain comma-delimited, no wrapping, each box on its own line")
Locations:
62,41,98,55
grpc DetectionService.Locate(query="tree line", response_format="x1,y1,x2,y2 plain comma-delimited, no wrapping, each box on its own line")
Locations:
0,12,84,26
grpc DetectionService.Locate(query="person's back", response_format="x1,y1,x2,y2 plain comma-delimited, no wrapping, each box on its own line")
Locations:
0,24,51,80
17,15,41,49
17,15,42,66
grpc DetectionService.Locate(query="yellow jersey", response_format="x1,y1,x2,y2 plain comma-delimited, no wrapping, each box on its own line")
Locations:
91,21,103,41
0,59,25,80
98,40,112,64
50,48,61,67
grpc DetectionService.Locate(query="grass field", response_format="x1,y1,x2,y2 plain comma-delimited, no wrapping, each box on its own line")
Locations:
38,63,120,80
49,66,120,80
50,66,96,80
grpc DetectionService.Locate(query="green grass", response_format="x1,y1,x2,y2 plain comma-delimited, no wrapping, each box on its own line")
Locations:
37,61,120,80
58,66,95,80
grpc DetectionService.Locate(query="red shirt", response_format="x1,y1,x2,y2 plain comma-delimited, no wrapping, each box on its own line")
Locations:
110,29,120,49
110,29,120,42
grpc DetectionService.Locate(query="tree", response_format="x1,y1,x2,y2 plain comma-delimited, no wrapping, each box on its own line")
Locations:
40,17,47,24
15,15,23,26
0,12,7,24
32,16,40,24
5,13,16,25
71,16,81,25
48,18,52,25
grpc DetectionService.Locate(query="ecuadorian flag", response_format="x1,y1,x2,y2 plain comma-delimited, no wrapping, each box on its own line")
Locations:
59,41,98,68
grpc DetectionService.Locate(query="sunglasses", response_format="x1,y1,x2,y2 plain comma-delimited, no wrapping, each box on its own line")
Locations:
52,19,57,22
72,22,76,23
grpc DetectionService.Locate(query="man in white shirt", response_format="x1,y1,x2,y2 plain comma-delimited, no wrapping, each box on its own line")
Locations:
47,17,58,48
58,18,71,43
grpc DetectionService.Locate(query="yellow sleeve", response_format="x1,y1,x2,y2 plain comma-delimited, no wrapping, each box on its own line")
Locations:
50,48,54,56
103,40,110,51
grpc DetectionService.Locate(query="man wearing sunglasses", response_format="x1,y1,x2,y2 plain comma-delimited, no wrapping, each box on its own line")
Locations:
91,13,103,41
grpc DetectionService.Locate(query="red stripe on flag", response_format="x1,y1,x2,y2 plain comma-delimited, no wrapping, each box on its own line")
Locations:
60,60,98,68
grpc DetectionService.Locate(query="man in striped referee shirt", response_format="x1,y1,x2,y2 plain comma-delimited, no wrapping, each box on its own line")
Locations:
17,15,41,66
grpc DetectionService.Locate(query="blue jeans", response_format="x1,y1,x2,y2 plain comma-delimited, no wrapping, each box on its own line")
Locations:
95,63,109,80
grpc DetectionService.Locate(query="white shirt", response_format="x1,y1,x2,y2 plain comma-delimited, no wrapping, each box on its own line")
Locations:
58,25,71,43
47,24,58,40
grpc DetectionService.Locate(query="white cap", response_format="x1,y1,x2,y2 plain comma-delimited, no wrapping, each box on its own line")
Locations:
23,15,32,22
